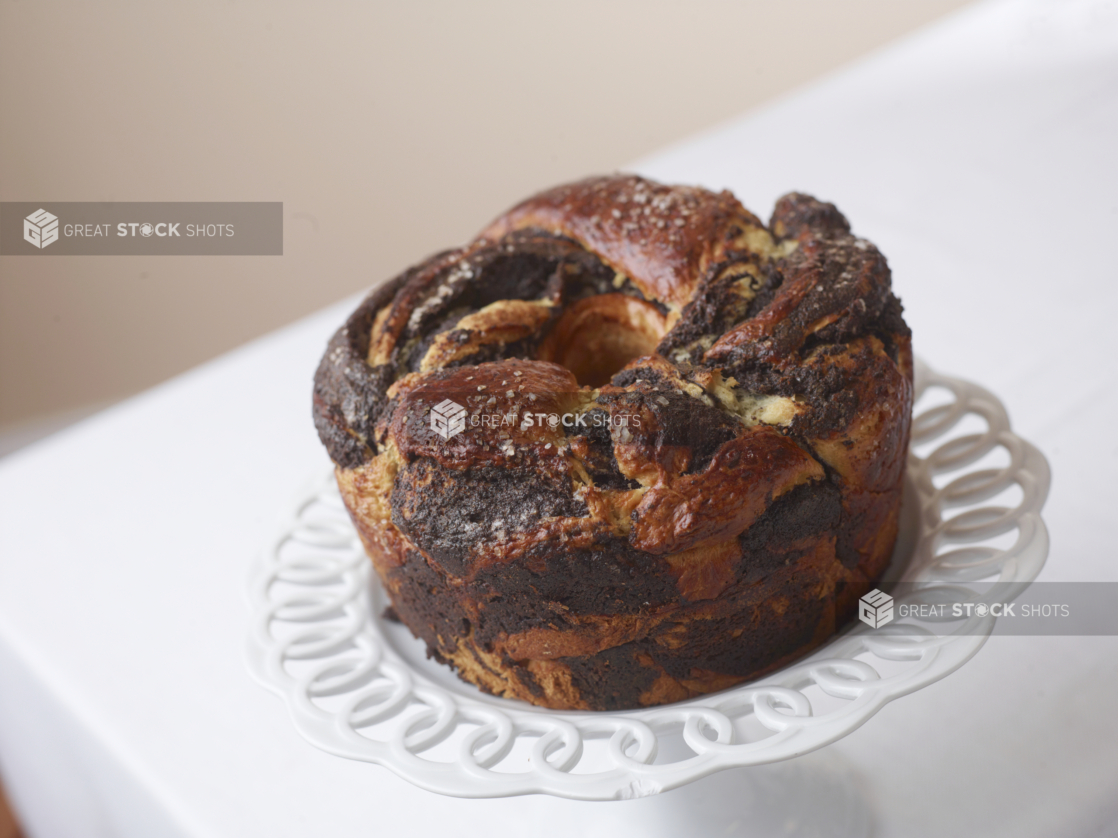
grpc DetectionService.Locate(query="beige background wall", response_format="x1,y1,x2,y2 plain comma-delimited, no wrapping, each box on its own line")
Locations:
0,0,973,436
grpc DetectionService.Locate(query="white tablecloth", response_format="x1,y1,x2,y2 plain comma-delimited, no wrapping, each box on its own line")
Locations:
2,0,1116,835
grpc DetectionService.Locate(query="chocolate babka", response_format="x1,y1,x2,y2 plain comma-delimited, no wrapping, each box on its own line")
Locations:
313,175,912,710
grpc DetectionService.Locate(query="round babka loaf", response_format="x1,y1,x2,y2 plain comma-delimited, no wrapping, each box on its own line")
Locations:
313,175,912,711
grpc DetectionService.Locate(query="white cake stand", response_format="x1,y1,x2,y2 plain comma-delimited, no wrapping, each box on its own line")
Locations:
246,359,1050,800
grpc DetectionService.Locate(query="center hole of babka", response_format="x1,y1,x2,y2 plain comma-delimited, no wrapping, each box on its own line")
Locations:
538,293,670,387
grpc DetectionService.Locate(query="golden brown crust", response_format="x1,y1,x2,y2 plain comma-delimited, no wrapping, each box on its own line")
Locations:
314,175,913,710
480,175,772,310
628,427,824,555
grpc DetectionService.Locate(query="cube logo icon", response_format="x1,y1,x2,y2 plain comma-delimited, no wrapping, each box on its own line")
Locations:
24,209,60,249
430,399,466,440
858,589,894,628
